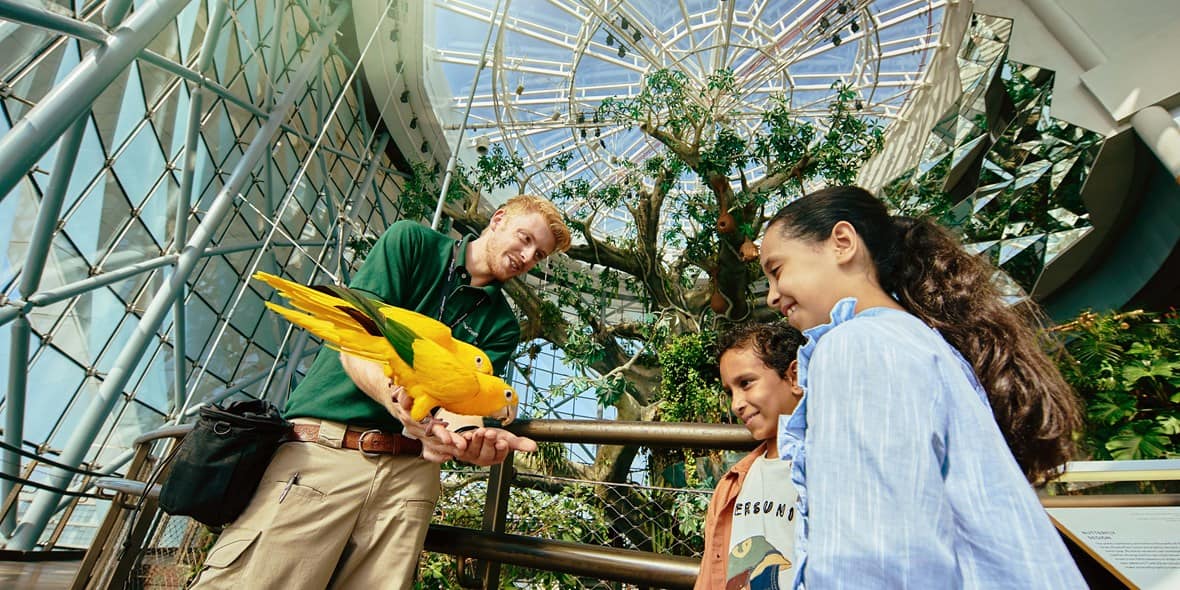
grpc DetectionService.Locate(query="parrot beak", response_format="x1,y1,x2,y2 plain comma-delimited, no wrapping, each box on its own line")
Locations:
495,401,518,426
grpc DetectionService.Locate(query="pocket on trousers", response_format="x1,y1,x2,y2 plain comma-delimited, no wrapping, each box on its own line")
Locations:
203,528,261,569
402,498,436,525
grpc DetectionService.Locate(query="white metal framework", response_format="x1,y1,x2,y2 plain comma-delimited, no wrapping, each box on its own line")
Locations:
431,0,946,235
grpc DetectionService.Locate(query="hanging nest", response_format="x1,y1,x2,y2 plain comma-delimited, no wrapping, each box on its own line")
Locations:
739,238,759,262
710,289,728,313
716,212,736,233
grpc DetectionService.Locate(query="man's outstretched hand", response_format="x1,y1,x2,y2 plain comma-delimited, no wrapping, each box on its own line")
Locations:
390,387,536,465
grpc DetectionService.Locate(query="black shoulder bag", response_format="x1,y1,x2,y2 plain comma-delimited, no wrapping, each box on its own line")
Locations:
158,399,291,526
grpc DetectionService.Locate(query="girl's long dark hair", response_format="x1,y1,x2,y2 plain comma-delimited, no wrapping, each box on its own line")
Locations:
767,186,1082,486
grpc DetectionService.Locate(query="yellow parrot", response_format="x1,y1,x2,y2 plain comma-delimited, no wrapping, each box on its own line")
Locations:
253,272,493,375
254,272,518,423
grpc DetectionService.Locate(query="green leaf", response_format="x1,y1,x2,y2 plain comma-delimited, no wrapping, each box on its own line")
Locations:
1087,392,1137,425
1105,421,1170,460
1123,358,1180,384
1157,415,1180,436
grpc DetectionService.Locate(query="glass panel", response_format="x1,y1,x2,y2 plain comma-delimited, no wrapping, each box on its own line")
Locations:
184,371,230,409
112,127,169,226
128,340,172,412
156,79,192,161
94,64,147,154
228,283,264,337
203,322,248,383
176,0,207,62
62,171,123,265
44,374,94,450
182,292,218,363
3,33,69,121
58,116,107,224
0,177,41,292
47,498,111,550
87,398,165,468
91,311,142,377
34,39,83,174
24,344,87,444
145,16,181,63
251,311,285,357
193,253,243,313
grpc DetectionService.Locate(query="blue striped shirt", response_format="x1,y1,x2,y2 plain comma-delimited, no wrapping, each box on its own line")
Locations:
777,298,1086,589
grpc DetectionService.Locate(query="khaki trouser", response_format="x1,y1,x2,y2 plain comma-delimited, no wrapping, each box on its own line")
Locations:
189,419,441,590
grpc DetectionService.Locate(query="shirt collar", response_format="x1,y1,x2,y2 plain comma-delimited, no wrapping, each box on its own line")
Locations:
453,235,504,296
778,297,860,459
797,297,859,393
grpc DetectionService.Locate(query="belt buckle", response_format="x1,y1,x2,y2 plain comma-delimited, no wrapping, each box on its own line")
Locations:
356,429,385,457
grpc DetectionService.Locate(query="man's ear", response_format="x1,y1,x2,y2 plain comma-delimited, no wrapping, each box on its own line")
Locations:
488,208,507,229
830,220,859,265
787,359,804,398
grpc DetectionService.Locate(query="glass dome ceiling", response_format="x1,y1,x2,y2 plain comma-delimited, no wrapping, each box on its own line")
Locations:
430,0,946,235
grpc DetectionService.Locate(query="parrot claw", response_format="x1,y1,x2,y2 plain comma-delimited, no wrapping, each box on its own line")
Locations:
422,416,447,438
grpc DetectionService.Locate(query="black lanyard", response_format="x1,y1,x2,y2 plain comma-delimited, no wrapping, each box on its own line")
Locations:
436,239,485,329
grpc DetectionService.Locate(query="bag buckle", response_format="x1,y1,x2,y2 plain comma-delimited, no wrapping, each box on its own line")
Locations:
356,429,384,457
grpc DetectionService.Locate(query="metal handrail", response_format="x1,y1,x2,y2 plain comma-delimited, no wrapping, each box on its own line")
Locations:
73,420,1180,590
131,424,193,446
424,524,699,588
506,419,757,449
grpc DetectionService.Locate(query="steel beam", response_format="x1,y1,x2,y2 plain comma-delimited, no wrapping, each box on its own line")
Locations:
171,0,229,414
0,0,406,176
5,2,352,549
1,115,88,535
0,0,191,204
0,238,326,330
180,346,318,419
103,0,135,28
431,0,505,230
2,318,30,537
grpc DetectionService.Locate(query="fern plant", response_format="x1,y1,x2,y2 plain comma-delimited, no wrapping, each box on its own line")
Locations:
1052,310,1180,460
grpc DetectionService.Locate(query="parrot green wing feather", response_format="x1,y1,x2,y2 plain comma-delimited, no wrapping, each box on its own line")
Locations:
315,284,420,368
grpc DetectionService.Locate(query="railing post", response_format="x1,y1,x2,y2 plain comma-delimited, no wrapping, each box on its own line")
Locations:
478,455,515,588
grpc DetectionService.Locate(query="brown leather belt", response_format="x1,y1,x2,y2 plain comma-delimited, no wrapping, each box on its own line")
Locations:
288,423,423,456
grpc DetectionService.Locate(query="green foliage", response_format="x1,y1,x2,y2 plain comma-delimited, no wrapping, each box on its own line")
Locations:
345,233,378,261
699,126,749,176
655,330,726,424
812,82,886,185
752,95,814,181
1054,310,1180,460
417,480,611,589
400,161,469,221
476,144,574,191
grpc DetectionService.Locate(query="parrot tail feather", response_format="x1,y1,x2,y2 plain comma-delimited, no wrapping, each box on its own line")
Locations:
338,305,382,336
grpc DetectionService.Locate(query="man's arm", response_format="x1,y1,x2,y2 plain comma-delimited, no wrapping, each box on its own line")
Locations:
339,352,470,463
339,352,536,464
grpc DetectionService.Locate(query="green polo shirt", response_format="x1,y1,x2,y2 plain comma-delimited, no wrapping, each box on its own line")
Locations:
283,220,521,432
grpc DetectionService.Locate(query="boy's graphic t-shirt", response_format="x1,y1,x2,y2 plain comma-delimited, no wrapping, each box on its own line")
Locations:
727,455,799,590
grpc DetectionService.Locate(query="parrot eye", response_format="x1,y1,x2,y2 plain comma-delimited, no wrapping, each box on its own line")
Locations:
503,389,513,399
475,357,484,367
